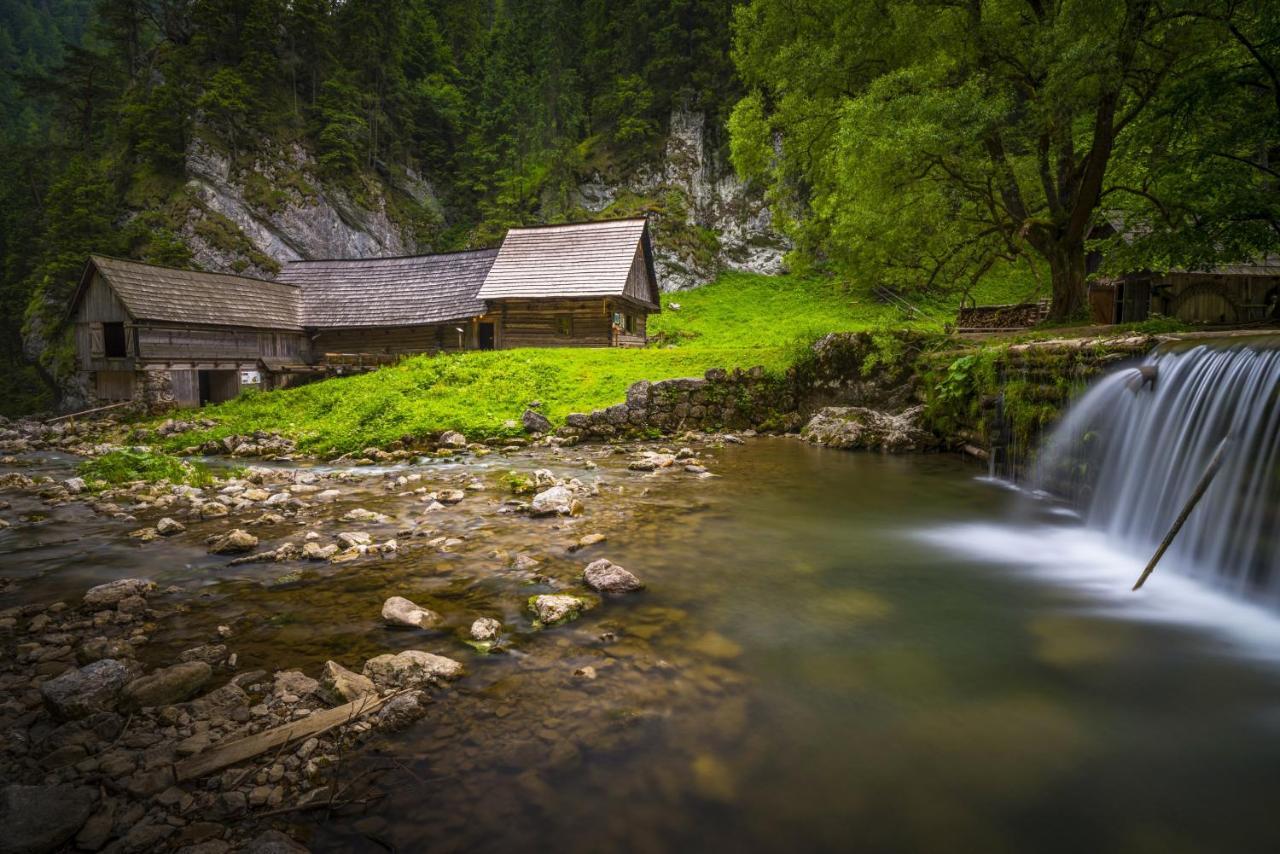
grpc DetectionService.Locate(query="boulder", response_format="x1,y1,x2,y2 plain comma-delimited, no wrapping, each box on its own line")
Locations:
470,617,502,642
530,485,573,517
437,430,467,449
40,659,140,720
583,559,644,594
800,405,934,453
317,660,376,704
272,670,319,700
82,578,154,608
373,691,427,732
207,529,258,555
381,596,443,630
529,594,587,625
522,408,552,434
63,477,86,495
122,661,212,710
156,517,185,535
362,650,463,689
0,784,94,854
200,502,229,519
302,542,338,560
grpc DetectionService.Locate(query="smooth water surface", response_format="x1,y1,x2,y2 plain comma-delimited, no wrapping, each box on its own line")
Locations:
4,440,1280,853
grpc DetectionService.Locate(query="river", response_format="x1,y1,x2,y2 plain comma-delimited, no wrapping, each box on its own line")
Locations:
3,438,1279,853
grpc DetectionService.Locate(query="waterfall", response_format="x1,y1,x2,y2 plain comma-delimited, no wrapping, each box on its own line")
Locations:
1033,342,1280,598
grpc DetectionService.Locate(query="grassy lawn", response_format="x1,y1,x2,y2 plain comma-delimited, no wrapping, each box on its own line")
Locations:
158,268,1044,455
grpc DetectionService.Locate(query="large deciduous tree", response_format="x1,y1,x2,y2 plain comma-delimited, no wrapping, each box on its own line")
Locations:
730,0,1205,320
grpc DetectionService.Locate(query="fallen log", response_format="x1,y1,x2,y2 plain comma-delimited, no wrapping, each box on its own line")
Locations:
46,401,131,423
1132,435,1231,591
174,690,399,782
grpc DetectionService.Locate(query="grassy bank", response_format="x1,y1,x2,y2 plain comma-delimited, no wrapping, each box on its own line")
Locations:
155,270,1040,455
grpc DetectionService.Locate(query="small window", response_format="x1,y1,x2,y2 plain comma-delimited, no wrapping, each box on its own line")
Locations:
556,315,572,337
103,322,127,358
624,313,637,334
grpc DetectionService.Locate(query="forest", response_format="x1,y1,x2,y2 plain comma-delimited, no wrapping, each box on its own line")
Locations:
2,0,1279,414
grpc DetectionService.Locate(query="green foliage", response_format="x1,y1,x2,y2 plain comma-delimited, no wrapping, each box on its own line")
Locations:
78,449,214,488
730,0,1278,320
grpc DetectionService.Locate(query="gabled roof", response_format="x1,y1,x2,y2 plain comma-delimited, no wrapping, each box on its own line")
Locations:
276,249,499,328
73,256,302,331
477,218,660,306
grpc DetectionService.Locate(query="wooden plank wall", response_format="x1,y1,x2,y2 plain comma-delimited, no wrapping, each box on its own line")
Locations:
623,244,656,306
95,371,135,402
496,299,615,348
170,370,199,408
312,324,469,356
137,324,307,362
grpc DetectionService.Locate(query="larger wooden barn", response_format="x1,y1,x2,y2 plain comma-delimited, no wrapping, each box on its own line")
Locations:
68,218,662,409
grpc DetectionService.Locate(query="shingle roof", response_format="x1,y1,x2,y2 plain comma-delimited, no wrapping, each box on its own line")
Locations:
477,219,659,305
83,256,302,331
276,249,498,328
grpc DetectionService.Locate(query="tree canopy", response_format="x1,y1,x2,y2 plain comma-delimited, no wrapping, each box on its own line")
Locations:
730,0,1280,319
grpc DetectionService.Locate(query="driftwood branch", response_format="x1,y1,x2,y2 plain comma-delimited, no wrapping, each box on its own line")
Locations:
1132,436,1230,591
174,690,400,782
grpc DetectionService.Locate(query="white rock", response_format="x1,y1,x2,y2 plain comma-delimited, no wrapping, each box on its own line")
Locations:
381,596,442,630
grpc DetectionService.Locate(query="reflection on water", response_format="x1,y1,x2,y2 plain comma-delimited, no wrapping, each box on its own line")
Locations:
4,440,1280,853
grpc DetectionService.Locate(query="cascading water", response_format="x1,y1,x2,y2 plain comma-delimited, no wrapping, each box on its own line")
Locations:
1033,342,1280,598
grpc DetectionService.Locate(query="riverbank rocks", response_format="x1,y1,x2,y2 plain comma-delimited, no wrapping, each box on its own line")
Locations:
438,430,467,449
470,617,502,642
82,580,152,611
318,660,376,704
522,408,552,434
341,508,390,523
583,559,644,594
362,650,463,689
530,485,582,517
801,405,934,453
0,784,94,854
207,529,258,555
40,658,141,720
156,516,185,535
382,596,443,630
529,594,588,625
122,661,212,709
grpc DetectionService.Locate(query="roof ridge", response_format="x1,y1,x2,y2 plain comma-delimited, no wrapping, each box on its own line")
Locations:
89,254,299,289
505,217,648,232
283,247,501,264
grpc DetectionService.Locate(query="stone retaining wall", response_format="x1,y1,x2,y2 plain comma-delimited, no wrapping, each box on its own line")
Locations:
557,332,925,441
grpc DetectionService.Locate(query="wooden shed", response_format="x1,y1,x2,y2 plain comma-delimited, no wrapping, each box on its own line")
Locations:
1090,260,1280,325
275,249,500,357
477,218,660,348
67,256,307,408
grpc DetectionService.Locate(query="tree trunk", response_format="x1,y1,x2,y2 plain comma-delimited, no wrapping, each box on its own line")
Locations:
1047,239,1089,322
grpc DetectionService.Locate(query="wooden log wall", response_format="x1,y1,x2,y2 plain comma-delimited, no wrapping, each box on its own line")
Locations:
497,298,621,348
311,324,468,356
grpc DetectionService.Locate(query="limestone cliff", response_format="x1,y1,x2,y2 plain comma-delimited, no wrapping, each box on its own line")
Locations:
574,110,789,291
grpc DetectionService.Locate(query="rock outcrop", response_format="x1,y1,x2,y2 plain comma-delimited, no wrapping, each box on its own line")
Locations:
801,405,935,453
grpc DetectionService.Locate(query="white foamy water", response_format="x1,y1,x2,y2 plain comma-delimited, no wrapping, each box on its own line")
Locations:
922,521,1280,661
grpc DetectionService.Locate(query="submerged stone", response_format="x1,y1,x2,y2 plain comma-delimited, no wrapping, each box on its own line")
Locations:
582,559,644,594
381,596,443,630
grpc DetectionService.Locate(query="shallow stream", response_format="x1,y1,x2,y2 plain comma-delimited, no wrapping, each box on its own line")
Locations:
4,440,1280,853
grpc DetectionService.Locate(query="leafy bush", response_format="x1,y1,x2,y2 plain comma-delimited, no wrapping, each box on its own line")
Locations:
78,449,214,489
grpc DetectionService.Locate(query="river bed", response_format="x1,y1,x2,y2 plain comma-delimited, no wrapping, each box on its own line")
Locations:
3,439,1280,853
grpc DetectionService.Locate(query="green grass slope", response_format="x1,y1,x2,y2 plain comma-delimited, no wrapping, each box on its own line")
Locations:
160,270,1041,455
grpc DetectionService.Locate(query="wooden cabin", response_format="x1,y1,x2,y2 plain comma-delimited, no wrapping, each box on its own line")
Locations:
67,257,307,408
1090,260,1280,325
477,218,660,348
69,218,662,409
275,249,500,356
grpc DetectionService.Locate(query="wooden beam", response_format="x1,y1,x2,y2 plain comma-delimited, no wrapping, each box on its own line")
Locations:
174,691,400,782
